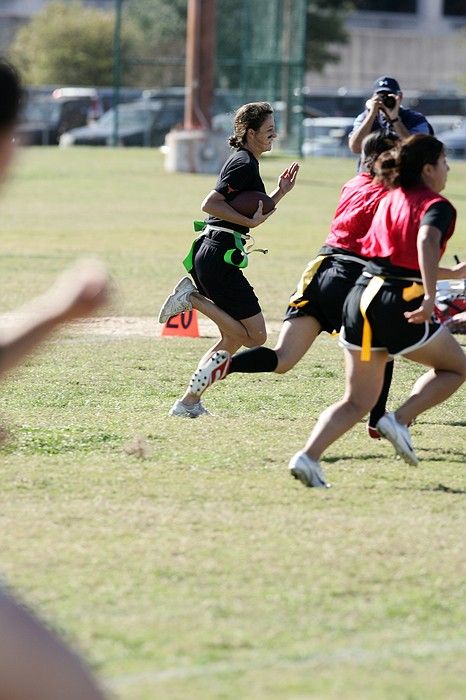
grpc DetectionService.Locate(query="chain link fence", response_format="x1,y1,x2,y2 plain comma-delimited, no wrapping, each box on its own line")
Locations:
118,0,307,152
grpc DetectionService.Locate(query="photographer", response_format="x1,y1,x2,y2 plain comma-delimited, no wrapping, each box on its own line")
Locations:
349,76,431,166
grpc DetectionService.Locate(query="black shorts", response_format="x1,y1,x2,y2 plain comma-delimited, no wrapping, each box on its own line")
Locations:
341,278,443,356
191,234,261,321
284,257,364,333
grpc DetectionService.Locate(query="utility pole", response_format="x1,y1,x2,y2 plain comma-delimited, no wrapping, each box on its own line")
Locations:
112,0,123,147
165,0,228,173
184,0,216,130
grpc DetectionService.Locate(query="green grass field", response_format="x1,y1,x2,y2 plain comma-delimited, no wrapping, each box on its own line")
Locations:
1,147,465,699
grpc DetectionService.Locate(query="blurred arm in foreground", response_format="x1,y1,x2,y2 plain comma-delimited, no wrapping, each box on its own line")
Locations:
0,59,109,700
0,591,107,700
0,259,108,377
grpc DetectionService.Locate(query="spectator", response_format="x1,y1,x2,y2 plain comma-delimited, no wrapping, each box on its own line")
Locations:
349,76,432,164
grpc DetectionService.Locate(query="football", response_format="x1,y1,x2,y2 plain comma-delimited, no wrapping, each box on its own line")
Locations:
229,190,275,218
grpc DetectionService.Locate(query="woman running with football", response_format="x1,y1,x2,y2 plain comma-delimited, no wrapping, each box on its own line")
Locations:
158,102,299,417
189,131,401,435
288,134,466,487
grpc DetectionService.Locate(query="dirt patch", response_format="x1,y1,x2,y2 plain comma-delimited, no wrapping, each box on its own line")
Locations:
0,314,283,340
67,316,284,338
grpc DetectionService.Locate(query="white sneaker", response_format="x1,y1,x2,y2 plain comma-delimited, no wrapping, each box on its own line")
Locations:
169,399,212,418
189,351,231,397
158,277,196,323
289,452,330,488
376,412,418,466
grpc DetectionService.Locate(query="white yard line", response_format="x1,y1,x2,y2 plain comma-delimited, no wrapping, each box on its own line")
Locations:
107,638,466,688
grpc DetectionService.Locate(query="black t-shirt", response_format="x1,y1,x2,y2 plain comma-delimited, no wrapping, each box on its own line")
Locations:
205,148,266,234
420,200,455,245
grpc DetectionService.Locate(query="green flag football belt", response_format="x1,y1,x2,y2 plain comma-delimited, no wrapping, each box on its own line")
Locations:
183,221,268,273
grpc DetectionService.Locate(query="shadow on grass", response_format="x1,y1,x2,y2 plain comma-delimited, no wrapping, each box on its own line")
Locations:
416,419,466,427
394,483,466,495
417,447,466,463
322,453,384,464
322,446,465,466
424,483,466,494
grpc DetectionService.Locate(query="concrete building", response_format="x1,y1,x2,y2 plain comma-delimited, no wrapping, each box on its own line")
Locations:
307,0,466,92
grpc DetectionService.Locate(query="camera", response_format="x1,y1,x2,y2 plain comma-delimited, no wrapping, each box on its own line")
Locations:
381,93,396,110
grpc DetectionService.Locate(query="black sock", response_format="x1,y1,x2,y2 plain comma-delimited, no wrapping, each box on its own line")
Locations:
229,347,279,374
369,359,394,427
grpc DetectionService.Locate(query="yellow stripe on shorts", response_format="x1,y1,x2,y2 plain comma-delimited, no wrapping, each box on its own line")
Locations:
359,276,385,362
288,255,329,308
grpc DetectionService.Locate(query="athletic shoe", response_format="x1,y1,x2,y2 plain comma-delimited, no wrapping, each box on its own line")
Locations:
169,399,211,418
158,277,196,323
189,350,231,397
367,424,382,439
368,415,414,440
288,451,330,488
376,412,418,466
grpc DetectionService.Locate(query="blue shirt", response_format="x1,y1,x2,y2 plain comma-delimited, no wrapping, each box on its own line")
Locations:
350,106,432,171
350,105,432,139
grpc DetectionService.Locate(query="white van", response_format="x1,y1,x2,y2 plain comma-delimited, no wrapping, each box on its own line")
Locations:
302,117,354,157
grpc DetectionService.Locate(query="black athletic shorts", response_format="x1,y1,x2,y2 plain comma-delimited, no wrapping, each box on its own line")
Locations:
284,257,364,333
191,231,261,321
341,277,443,356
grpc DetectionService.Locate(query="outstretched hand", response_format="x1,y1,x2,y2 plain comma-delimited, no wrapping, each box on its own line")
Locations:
404,298,435,324
41,259,110,322
278,162,300,195
451,261,466,279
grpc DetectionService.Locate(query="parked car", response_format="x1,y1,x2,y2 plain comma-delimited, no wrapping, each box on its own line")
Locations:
141,86,241,119
59,100,184,147
302,88,466,120
427,115,464,135
50,87,103,120
211,112,232,135
17,91,99,145
95,86,146,113
436,123,466,158
301,117,354,157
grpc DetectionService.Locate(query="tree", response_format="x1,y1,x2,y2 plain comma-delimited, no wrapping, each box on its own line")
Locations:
123,0,187,86
9,0,351,88
9,0,140,87
125,0,351,86
126,0,187,36
306,0,351,73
